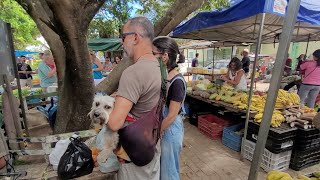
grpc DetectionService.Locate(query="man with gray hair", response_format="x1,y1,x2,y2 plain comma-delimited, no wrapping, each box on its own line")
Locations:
37,50,57,92
107,16,161,180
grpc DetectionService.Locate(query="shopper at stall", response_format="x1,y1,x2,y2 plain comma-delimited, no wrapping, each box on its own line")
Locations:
104,56,113,72
38,50,57,92
106,16,161,180
112,55,122,69
221,57,247,91
152,36,186,180
241,49,250,76
284,53,292,76
17,55,33,87
298,49,320,108
192,53,199,80
296,54,306,72
90,51,104,85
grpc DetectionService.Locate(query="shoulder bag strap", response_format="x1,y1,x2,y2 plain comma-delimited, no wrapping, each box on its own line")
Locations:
304,66,318,80
168,76,187,114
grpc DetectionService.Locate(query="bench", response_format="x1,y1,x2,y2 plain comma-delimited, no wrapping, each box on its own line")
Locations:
8,129,97,158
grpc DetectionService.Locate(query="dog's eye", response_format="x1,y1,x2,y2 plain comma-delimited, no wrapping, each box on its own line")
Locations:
105,105,111,109
96,102,100,106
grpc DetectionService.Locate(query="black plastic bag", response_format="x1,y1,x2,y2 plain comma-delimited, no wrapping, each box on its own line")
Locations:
57,137,94,179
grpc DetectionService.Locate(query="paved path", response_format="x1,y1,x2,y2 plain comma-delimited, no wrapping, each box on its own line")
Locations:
180,121,320,180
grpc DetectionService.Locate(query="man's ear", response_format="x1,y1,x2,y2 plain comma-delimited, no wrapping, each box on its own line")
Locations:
133,33,139,45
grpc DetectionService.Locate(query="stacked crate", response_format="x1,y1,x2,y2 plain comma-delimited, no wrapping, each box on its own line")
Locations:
198,114,232,140
242,121,297,172
290,128,320,170
222,123,245,152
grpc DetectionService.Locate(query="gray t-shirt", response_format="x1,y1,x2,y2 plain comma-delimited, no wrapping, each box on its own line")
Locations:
118,59,161,118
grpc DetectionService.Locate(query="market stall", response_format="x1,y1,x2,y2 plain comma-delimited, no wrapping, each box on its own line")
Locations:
172,0,320,177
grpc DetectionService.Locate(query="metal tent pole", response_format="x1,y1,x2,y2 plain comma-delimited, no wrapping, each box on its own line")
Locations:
241,13,266,160
212,47,216,81
203,48,205,67
305,33,311,58
231,46,234,58
248,0,301,179
187,49,190,82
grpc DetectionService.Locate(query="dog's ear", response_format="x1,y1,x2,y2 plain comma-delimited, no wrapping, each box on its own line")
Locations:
88,109,93,119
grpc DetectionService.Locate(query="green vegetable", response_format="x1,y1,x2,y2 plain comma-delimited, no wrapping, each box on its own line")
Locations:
313,172,320,178
196,83,206,91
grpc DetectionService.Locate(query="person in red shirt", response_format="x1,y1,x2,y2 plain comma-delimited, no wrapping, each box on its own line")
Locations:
284,53,292,76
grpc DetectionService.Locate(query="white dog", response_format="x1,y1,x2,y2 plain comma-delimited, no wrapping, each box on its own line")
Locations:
88,95,119,163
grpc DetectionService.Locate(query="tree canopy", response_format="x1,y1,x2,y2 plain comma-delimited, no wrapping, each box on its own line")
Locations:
0,0,40,49
88,0,230,39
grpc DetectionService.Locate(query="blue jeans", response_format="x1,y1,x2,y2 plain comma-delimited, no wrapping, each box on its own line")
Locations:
298,84,320,108
160,108,184,180
192,74,198,81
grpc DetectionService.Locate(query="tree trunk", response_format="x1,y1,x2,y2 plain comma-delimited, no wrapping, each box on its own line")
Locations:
154,0,205,36
95,57,133,95
17,0,105,133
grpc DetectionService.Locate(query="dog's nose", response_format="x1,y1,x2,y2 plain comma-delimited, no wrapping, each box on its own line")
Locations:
94,112,100,117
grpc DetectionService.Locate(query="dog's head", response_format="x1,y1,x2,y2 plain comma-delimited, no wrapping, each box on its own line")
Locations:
89,95,115,127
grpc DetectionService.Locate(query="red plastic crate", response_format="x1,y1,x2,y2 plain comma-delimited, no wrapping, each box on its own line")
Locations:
198,114,231,139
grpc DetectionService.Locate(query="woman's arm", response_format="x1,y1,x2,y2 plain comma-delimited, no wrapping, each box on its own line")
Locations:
161,100,182,132
224,70,244,85
46,67,56,78
93,58,104,71
299,61,310,71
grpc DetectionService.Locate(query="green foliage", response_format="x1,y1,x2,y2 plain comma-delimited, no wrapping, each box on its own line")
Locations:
0,0,40,49
88,0,229,38
200,0,230,11
88,0,134,38
30,59,41,70
136,0,230,23
137,0,173,23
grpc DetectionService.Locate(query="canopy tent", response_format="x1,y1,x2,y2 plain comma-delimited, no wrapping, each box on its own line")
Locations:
172,0,320,44
87,38,122,51
15,50,38,57
172,1,318,179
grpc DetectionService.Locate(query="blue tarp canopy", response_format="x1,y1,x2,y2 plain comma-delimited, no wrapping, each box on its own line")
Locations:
15,50,39,57
172,0,320,43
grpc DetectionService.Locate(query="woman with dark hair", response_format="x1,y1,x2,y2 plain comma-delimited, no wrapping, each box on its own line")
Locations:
221,57,247,91
115,55,122,64
112,55,122,69
296,54,306,72
298,49,320,108
152,36,186,180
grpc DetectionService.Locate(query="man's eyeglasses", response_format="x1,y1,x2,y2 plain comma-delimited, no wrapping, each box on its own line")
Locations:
121,32,136,42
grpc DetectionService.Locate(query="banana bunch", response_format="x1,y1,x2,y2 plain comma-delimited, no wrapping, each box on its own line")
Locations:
250,95,266,112
276,90,300,108
254,110,285,127
289,92,300,105
267,171,292,180
232,100,246,109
